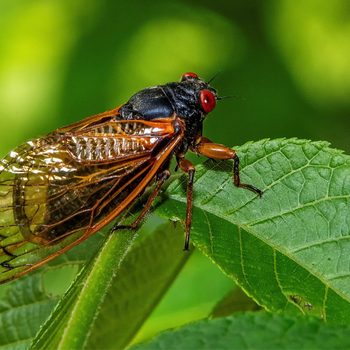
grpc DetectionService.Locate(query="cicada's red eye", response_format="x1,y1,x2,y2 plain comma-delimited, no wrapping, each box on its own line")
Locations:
200,89,216,113
181,72,198,81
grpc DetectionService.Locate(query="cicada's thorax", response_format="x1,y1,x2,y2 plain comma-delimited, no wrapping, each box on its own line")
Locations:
119,81,209,153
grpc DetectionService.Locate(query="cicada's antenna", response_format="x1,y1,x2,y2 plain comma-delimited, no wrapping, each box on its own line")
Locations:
217,95,234,101
207,73,237,101
207,72,221,85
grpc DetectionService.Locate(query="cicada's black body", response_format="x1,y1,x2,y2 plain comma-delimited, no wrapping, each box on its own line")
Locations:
119,75,216,151
0,72,261,283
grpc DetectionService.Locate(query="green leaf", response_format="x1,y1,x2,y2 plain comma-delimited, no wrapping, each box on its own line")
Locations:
130,313,350,350
31,220,190,350
0,274,58,350
157,138,350,323
0,233,103,350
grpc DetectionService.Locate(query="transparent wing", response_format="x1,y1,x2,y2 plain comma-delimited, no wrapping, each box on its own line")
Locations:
0,115,183,282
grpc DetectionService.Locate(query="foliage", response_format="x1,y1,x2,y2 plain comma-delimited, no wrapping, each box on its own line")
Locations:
1,1,350,349
131,313,350,350
0,139,349,349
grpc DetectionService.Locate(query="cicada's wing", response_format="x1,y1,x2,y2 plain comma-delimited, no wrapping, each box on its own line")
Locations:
0,112,184,283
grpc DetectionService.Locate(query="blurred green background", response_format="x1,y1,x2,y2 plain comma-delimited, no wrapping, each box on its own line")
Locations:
0,0,349,343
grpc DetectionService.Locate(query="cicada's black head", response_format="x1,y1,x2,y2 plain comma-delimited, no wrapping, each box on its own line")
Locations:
119,72,217,141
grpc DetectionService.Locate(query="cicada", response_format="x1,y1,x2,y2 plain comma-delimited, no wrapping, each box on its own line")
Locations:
0,72,261,283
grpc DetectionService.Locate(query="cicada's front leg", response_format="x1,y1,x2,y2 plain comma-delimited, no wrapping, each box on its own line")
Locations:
193,138,263,197
176,157,195,251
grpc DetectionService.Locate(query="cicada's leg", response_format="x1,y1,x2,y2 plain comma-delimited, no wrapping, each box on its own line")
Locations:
1,262,14,270
194,139,263,197
0,246,17,270
112,169,170,232
176,158,195,251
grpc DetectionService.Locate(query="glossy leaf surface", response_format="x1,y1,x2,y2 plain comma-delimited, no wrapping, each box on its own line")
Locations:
131,313,350,350
159,138,350,323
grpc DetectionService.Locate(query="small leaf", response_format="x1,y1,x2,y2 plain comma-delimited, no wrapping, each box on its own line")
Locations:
0,274,57,350
157,138,350,323
131,313,350,350
0,234,102,350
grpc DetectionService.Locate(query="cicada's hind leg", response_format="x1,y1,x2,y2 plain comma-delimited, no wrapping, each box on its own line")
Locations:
176,157,195,251
112,169,170,232
194,138,263,197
